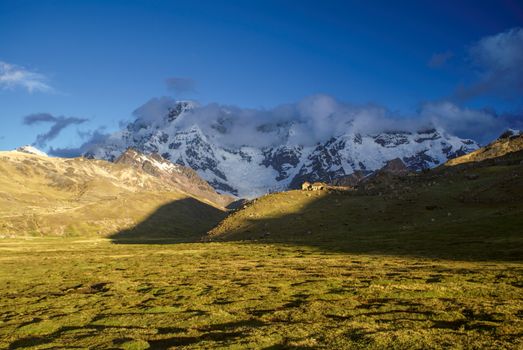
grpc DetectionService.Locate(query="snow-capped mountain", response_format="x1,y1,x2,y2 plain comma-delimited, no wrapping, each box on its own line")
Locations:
86,97,479,198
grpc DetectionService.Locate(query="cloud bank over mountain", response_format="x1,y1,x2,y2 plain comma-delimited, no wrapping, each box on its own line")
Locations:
128,94,515,147
48,128,109,158
48,91,521,161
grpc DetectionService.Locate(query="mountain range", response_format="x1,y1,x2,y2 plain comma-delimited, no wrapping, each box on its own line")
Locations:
2,130,521,239
85,98,479,197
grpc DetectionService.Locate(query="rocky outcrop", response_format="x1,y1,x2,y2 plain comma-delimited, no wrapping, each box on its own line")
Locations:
380,158,409,175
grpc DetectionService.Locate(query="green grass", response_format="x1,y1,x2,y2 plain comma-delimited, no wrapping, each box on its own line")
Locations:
0,238,522,349
1,146,523,348
208,159,523,261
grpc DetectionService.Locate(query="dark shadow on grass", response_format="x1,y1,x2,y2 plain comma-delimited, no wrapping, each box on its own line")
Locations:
263,344,317,350
200,319,266,331
148,331,246,348
214,192,523,261
107,155,523,261
8,337,53,349
206,154,523,262
109,197,227,244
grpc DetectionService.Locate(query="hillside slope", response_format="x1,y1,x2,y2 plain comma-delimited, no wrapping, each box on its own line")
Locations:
446,130,523,166
0,150,228,239
114,148,234,207
207,141,523,260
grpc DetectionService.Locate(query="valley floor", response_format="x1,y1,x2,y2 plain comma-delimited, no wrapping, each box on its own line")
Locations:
0,239,521,349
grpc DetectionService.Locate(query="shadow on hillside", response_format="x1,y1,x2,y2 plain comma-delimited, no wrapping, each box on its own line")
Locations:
109,158,523,261
213,192,523,261
109,197,227,244
207,157,523,261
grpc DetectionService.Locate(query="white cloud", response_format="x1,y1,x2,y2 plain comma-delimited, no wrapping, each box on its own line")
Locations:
55,93,520,158
0,60,54,93
128,94,515,147
132,96,181,125
456,27,523,100
419,101,506,143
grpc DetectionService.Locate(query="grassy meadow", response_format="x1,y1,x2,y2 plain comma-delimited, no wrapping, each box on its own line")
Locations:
1,151,523,349
1,238,522,349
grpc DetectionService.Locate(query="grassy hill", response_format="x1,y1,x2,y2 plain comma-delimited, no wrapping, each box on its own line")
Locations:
446,132,523,166
207,148,523,261
0,151,226,240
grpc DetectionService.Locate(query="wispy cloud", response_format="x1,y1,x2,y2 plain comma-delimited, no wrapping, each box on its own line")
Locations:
0,60,54,93
456,27,523,100
165,77,195,95
428,51,454,68
48,127,109,158
23,113,88,147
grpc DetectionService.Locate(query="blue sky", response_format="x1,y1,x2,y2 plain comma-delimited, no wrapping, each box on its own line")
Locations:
1,0,522,150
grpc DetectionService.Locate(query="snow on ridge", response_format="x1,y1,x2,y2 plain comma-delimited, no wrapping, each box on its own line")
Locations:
15,145,48,157
86,100,480,198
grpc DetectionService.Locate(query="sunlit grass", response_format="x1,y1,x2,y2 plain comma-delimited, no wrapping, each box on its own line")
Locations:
1,239,521,349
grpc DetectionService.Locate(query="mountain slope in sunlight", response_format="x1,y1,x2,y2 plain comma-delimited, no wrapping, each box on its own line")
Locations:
446,129,523,166
206,143,523,260
0,149,228,238
114,148,234,207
